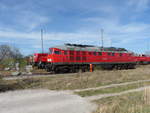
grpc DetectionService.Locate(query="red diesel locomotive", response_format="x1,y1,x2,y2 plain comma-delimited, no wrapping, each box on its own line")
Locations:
32,44,150,73
39,44,137,73
33,53,48,68
136,54,150,64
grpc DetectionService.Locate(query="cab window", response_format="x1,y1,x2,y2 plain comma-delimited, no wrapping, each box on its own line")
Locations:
54,50,61,55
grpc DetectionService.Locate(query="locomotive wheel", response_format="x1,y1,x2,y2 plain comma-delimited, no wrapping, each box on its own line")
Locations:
121,64,126,69
71,67,79,73
127,64,135,69
54,68,60,73
101,64,114,70
54,66,71,73
124,64,129,69
45,67,51,72
117,65,122,70
81,66,86,72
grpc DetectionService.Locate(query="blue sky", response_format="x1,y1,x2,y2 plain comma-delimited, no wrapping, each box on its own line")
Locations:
0,0,150,55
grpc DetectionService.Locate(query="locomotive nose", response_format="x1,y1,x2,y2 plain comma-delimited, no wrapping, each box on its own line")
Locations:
47,58,52,62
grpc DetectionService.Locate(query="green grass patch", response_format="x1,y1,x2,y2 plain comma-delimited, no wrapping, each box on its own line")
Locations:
76,82,150,97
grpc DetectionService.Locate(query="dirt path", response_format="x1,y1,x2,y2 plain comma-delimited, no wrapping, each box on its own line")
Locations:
85,86,150,101
1,86,149,113
0,89,96,113
73,79,150,92
1,82,150,113
2,73,150,113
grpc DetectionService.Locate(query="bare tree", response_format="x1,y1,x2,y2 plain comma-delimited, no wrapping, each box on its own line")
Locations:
11,47,23,59
0,45,22,63
0,45,12,62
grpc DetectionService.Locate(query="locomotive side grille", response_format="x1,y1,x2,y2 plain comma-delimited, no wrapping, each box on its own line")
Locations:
70,56,74,61
70,51,74,55
77,51,80,55
82,57,87,61
76,56,81,61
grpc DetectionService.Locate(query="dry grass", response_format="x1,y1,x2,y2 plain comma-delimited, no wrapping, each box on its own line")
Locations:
31,67,49,74
1,65,150,113
0,70,13,76
0,77,42,92
35,65,150,90
93,88,150,113
1,65,150,91
144,88,150,105
76,82,150,97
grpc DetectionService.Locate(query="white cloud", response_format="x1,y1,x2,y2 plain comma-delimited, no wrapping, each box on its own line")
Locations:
119,23,150,33
0,0,150,54
1,18,149,46
0,2,50,31
127,0,149,12
16,11,50,30
0,30,39,39
1,10,149,51
81,16,150,47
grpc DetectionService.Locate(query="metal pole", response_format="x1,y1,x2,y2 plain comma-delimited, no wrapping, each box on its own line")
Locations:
147,41,149,51
110,38,112,47
41,29,44,53
101,29,104,50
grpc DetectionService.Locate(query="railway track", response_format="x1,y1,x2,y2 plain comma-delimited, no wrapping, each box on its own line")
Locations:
3,72,77,80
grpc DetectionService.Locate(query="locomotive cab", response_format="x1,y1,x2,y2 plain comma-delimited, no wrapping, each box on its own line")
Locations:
46,48,63,72
47,48,53,62
47,48,62,63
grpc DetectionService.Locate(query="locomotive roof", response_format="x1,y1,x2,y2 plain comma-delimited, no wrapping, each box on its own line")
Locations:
52,43,129,53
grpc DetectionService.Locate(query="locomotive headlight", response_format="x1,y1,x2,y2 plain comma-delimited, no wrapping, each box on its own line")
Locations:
47,58,52,62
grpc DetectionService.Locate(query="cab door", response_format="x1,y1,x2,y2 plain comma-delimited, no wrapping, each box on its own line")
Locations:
53,49,63,63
